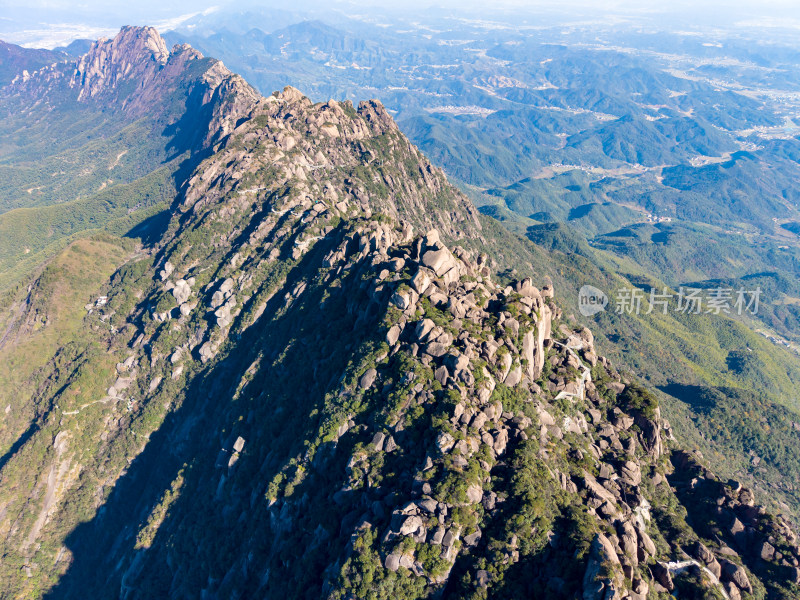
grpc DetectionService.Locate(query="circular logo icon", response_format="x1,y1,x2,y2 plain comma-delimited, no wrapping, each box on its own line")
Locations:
578,285,608,316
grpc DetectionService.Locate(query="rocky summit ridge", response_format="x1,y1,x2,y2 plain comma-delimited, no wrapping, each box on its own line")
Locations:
4,25,259,149
0,26,798,600
71,25,171,101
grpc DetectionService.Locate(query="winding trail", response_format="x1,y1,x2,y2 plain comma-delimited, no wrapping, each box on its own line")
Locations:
60,396,117,416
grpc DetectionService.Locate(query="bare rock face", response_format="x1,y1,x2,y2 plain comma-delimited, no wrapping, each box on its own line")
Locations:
634,408,664,459
214,296,237,328
465,484,483,504
522,329,536,380
620,461,642,486
359,368,378,390
583,533,623,600
399,515,424,536
694,542,716,566
385,554,401,572
198,341,216,363
720,559,752,594
504,364,522,387
12,25,259,151
386,324,402,345
411,269,432,294
618,520,639,567
421,247,457,278
521,301,551,382
651,562,674,592
172,279,191,305
72,26,169,101
358,99,398,135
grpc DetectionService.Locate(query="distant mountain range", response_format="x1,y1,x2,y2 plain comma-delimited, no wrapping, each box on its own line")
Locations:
0,41,68,86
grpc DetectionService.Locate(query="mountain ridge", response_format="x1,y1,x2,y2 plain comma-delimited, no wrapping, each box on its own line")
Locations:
5,25,260,145
0,26,798,600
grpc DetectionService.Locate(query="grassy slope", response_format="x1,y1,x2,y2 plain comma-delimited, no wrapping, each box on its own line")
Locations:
0,236,134,454
0,99,181,294
0,162,178,293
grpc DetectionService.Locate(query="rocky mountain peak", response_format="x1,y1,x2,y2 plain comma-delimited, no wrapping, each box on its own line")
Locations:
0,40,68,86
176,80,480,241
3,25,258,154
72,25,169,100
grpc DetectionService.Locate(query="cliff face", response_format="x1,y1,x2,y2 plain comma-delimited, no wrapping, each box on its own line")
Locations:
71,26,170,101
4,25,257,146
0,26,798,600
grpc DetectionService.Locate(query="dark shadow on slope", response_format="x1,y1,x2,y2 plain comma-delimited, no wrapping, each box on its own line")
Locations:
526,222,591,257
0,421,40,474
124,208,172,247
43,223,405,600
658,383,716,412
665,451,797,599
440,435,589,600
567,202,595,219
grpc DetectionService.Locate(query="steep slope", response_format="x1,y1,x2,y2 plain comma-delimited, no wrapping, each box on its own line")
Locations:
0,27,265,539
0,235,134,453
0,27,798,600
0,26,258,292
514,223,800,521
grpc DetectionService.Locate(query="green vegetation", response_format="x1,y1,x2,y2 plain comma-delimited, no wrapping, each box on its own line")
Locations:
0,236,132,453
0,162,178,292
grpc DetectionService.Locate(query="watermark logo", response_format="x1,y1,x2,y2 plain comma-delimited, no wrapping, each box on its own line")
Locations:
579,285,609,316
579,284,762,317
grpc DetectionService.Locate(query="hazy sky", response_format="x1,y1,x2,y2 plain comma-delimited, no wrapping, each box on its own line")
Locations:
3,0,800,47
